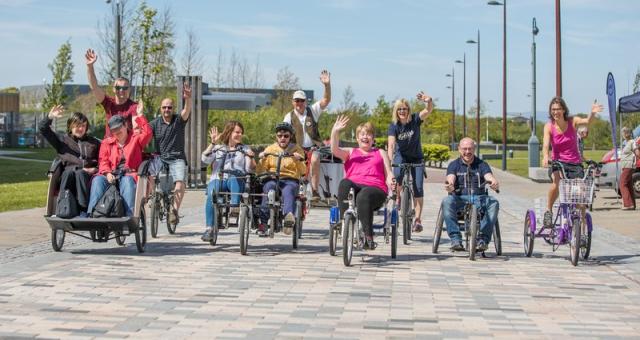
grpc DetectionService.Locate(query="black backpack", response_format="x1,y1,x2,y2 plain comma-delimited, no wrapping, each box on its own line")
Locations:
55,189,80,218
92,184,125,218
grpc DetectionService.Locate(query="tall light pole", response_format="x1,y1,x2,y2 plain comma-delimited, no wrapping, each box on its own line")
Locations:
488,0,507,170
446,70,455,148
555,0,562,97
487,99,494,143
455,55,466,136
466,31,480,156
528,18,540,168
106,0,122,78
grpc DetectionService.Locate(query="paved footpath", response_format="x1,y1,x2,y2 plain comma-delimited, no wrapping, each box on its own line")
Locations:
1,167,639,339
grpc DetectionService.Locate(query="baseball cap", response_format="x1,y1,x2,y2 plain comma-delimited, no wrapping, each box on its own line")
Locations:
108,115,126,130
292,90,307,101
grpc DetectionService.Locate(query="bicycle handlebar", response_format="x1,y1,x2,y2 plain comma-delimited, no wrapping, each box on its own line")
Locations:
392,162,424,168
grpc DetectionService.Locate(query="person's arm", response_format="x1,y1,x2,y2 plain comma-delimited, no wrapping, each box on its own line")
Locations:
180,82,192,121
444,162,457,193
380,149,394,191
387,125,396,161
318,70,331,110
416,91,434,121
85,49,106,104
542,123,551,167
483,170,500,192
98,141,112,175
330,115,350,162
39,105,65,152
134,115,153,148
572,101,604,127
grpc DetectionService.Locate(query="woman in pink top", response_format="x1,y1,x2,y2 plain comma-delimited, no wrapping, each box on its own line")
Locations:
541,97,603,227
331,115,394,250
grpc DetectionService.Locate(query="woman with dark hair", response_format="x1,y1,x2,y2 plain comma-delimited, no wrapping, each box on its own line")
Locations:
39,105,100,214
541,97,603,227
200,120,255,241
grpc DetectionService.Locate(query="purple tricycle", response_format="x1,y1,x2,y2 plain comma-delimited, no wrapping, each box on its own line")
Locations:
523,160,597,266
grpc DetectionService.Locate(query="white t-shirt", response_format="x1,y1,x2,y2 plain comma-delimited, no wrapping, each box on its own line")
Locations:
283,101,323,148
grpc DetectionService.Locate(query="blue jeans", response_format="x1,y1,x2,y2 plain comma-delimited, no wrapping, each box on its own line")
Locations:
442,194,499,243
205,177,244,227
259,179,298,224
87,175,136,217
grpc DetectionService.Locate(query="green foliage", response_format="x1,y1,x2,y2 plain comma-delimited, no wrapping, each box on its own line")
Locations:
43,40,74,108
422,144,450,163
0,87,19,93
374,137,388,149
207,106,284,145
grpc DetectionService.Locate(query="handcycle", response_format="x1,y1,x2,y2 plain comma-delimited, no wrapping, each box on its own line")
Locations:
44,158,148,253
148,158,178,238
523,160,596,266
329,188,398,266
392,162,426,245
432,168,501,260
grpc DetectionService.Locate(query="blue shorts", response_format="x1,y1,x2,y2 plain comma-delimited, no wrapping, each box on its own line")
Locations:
150,157,187,183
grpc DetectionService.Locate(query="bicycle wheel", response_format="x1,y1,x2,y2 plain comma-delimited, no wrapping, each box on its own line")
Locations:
581,213,592,260
296,199,304,240
114,232,127,246
493,219,502,256
166,196,177,235
238,205,250,255
51,229,65,252
210,205,220,246
401,186,411,244
342,214,355,266
570,215,581,266
523,210,535,257
391,213,398,259
329,223,338,256
469,205,479,261
293,200,302,249
134,209,147,253
150,196,159,238
432,206,444,253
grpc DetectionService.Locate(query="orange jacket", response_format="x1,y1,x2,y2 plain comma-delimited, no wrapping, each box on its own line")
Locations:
98,115,152,182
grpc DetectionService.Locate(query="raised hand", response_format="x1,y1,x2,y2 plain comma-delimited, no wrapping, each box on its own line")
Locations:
591,100,604,115
319,70,331,85
183,82,192,99
48,105,65,119
209,126,219,144
136,101,144,116
85,49,98,66
332,115,349,133
417,91,432,104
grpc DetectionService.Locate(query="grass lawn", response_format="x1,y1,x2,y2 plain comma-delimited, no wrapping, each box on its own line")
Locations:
1,147,56,160
0,151,53,213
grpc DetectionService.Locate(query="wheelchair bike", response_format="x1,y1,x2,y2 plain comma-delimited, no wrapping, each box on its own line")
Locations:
44,158,149,253
431,169,501,260
392,162,426,245
329,187,399,266
523,160,596,266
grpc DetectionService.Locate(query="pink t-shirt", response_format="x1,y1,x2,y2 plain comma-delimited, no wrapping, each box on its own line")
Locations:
102,96,137,138
344,147,388,194
548,117,582,164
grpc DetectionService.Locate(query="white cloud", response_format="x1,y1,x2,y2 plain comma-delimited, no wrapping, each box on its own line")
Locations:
210,23,289,40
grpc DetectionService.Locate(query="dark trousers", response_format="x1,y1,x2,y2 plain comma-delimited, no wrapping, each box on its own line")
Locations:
620,168,636,209
60,168,92,210
337,179,387,238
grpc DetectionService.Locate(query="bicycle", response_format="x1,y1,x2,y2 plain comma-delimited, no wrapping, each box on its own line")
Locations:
330,188,398,266
392,162,425,245
523,160,596,266
432,167,501,260
149,160,178,238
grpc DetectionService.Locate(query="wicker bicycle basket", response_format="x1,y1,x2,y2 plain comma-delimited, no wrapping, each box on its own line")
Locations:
558,178,594,204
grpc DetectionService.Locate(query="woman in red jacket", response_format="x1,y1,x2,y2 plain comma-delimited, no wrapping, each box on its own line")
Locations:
87,113,152,217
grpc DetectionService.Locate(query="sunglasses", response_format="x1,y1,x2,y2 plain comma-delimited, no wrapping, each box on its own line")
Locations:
294,99,306,103
397,108,409,112
161,106,173,110
276,134,291,139
114,86,129,91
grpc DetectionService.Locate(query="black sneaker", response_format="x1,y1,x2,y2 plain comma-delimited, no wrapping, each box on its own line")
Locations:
450,240,465,251
311,190,321,201
476,239,488,252
364,238,377,250
543,210,553,229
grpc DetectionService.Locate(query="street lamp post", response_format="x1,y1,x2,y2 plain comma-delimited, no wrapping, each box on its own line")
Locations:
487,99,494,143
466,31,480,156
106,0,122,78
528,18,540,168
455,55,466,137
555,0,562,97
446,70,455,149
488,0,507,170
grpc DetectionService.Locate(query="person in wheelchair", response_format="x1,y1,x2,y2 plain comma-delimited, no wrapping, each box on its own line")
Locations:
331,115,394,250
39,105,101,215
87,114,152,217
256,122,306,236
200,121,255,241
442,137,500,252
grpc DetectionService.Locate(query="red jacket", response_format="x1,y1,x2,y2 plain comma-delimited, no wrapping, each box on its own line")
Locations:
98,115,152,182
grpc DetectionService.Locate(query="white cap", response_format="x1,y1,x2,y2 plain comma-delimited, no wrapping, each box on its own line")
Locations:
292,90,307,101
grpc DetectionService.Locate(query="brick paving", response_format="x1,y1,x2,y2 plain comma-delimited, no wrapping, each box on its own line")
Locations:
0,168,639,338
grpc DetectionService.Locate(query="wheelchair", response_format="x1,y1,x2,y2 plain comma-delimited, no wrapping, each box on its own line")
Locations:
432,173,501,260
44,158,149,253
207,169,253,248
329,188,399,266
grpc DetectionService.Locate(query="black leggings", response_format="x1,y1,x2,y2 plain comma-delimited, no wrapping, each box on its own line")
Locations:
60,168,92,210
338,179,387,237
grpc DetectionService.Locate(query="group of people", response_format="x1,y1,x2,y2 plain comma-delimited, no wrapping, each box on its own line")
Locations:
42,47,625,253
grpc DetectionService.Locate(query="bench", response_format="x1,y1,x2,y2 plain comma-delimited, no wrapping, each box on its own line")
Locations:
480,154,501,160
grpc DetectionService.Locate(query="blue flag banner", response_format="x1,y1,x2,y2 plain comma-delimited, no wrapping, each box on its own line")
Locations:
606,73,617,150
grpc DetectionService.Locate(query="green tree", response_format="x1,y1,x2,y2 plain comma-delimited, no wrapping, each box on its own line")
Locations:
42,40,74,109
272,66,300,115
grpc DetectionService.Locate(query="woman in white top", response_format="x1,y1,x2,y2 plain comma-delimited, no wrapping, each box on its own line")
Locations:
619,127,638,210
200,121,255,241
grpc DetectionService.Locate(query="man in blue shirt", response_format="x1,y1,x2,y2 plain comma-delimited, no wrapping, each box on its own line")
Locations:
442,137,500,252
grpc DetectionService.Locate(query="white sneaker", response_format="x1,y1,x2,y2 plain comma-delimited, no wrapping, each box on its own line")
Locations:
283,212,295,235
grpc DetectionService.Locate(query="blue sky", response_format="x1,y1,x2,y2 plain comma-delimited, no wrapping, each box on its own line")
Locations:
1,0,639,118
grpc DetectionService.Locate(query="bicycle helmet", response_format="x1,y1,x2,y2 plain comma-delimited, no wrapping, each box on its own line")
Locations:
274,122,295,135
